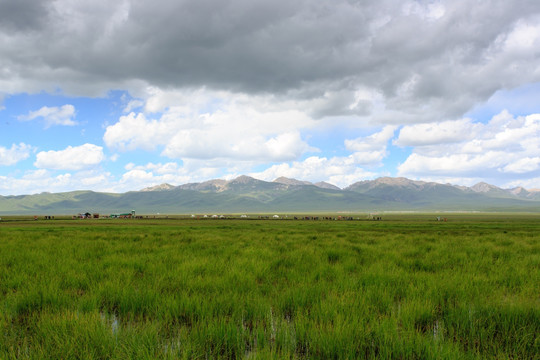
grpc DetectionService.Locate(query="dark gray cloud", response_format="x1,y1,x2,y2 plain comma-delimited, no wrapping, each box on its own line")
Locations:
1,0,540,121
0,0,49,32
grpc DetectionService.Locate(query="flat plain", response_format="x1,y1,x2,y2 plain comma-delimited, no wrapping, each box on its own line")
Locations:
0,214,538,359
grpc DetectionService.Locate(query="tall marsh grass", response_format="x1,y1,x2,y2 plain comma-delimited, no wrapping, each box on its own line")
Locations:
0,216,538,359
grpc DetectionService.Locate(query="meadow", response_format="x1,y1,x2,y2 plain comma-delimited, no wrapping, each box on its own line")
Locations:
0,214,538,359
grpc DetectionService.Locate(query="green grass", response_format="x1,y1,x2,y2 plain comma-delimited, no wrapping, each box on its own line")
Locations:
0,216,539,359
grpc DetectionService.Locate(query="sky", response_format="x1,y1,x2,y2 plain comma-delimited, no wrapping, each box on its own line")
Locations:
1,0,540,196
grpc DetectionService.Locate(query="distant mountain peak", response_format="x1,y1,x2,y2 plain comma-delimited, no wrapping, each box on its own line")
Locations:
375,177,426,186
140,183,175,192
179,179,227,192
3,175,540,214
377,176,405,182
471,182,501,193
314,181,341,190
509,186,528,195
273,177,312,186
348,177,426,191
230,175,258,184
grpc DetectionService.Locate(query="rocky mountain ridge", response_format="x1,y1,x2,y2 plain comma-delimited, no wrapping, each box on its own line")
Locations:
141,176,539,200
1,176,538,215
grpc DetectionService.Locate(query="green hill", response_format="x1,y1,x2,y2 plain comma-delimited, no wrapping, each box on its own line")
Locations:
1,176,539,215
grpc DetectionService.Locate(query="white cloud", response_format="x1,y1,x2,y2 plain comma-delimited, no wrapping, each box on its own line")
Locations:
104,106,395,190
502,157,540,174
397,111,540,182
501,20,540,53
344,126,397,165
350,150,388,165
0,162,194,196
105,89,315,162
505,176,540,190
114,162,205,192
121,169,155,183
398,152,506,176
18,104,77,128
0,143,33,166
394,119,477,146
103,112,170,151
123,99,144,113
103,95,395,189
264,132,313,161
0,169,115,196
21,169,50,181
345,126,397,152
250,155,378,188
79,172,109,186
34,143,105,170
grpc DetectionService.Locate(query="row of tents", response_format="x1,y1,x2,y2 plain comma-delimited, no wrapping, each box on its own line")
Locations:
74,210,136,219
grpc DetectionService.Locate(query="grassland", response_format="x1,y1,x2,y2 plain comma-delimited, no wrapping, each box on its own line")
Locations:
0,215,538,359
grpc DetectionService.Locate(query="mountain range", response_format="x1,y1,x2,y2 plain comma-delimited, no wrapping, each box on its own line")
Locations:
1,176,539,215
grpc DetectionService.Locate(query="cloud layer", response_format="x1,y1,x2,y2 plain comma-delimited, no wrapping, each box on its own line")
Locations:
2,0,540,122
34,144,105,171
18,105,77,128
1,0,540,194
397,111,540,184
104,90,315,162
0,143,33,166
